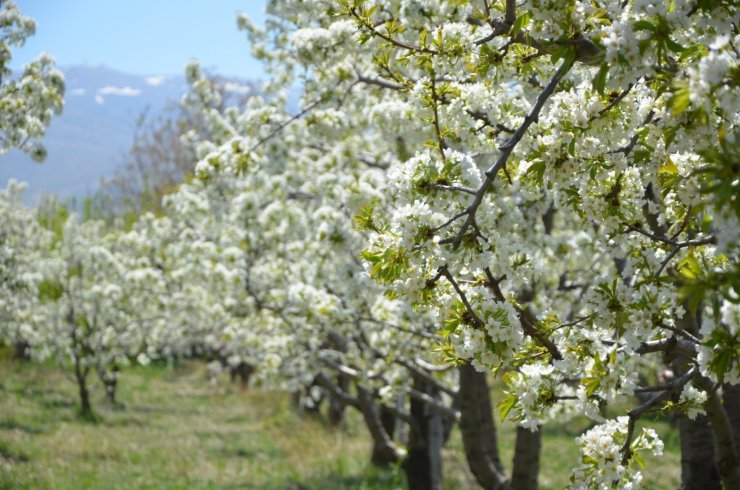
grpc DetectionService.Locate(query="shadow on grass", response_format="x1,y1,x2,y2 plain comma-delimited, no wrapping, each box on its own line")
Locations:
130,404,209,416
0,418,44,435
40,397,76,410
290,469,405,490
207,472,404,490
103,415,147,428
0,440,30,463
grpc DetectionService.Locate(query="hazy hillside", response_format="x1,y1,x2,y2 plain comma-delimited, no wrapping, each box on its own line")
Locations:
0,65,255,203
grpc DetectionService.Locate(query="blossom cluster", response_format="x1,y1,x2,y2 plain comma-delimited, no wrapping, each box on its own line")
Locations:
0,0,64,161
571,416,663,489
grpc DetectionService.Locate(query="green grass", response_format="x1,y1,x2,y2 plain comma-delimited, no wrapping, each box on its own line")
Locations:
0,352,680,489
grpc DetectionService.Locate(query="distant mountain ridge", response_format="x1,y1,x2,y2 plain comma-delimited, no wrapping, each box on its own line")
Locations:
0,64,255,204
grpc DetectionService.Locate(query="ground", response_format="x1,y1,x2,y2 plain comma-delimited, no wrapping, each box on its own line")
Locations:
0,352,681,489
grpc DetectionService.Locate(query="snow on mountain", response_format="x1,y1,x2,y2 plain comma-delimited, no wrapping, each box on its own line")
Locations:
0,65,192,203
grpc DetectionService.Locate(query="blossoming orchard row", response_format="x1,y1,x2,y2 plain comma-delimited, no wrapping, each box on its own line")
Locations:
1,1,738,489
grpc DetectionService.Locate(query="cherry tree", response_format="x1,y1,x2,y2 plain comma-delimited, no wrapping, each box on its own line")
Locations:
226,1,737,488
0,180,53,359
0,193,171,416
166,56,474,487
326,1,737,488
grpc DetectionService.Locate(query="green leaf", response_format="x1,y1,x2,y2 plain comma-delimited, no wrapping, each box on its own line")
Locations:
666,37,685,53
663,126,679,149
670,88,691,117
441,317,460,338
659,157,679,176
511,11,532,35
524,161,546,184
38,279,64,302
677,253,701,280
593,353,604,373
593,61,608,95
716,351,731,382
354,202,381,232
632,20,656,31
497,393,518,421
551,45,577,65
609,349,617,365
632,452,646,469
582,377,601,396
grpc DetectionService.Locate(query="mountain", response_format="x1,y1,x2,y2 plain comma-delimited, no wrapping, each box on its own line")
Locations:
0,64,256,204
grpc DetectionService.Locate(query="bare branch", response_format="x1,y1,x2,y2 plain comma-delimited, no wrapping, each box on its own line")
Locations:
357,73,406,91
621,367,695,465
439,265,485,328
350,9,437,54
448,58,574,249
315,371,361,409
432,184,477,195
635,338,696,357
249,92,332,153
474,0,516,45
408,388,461,421
625,223,715,248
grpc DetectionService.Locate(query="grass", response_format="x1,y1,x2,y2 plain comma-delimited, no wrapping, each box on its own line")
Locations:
0,351,681,489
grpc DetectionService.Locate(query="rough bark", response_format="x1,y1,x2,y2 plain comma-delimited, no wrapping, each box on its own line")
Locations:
457,363,511,490
404,376,444,490
696,377,740,490
675,401,720,489
511,426,541,490
74,354,93,420
672,310,720,489
723,383,740,457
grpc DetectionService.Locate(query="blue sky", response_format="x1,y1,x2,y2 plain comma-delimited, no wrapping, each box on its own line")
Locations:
11,1,268,78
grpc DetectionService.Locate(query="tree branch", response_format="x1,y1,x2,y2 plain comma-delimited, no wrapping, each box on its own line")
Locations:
446,58,574,249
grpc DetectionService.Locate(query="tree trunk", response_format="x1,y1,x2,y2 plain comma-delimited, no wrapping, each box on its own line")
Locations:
357,386,402,466
369,403,399,466
457,363,511,490
303,379,324,416
99,363,120,405
74,355,93,420
442,392,459,444
292,379,323,416
677,413,720,489
229,362,254,388
291,389,301,409
403,376,444,490
673,307,721,489
105,375,118,405
328,373,349,427
723,383,740,456
511,426,541,490
13,341,30,361
696,377,740,490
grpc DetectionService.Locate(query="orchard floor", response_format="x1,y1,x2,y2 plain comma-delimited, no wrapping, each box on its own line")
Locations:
0,353,681,490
